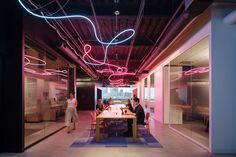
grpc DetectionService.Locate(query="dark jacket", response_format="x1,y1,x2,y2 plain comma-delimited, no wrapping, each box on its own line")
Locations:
96,104,103,112
133,104,145,125
126,103,134,112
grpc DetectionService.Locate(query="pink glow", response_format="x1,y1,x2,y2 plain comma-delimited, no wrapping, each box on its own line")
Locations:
155,71,164,123
24,67,68,77
83,44,135,84
24,55,46,66
108,72,135,84
97,69,114,74
184,66,209,76
24,67,37,74
19,0,135,85
24,57,30,66
44,69,68,77
61,78,68,83
170,72,182,82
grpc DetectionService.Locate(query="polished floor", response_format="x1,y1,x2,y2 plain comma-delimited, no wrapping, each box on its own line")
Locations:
25,121,64,147
1,111,235,157
171,122,209,147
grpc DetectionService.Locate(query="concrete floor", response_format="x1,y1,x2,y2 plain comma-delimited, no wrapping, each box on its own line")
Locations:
1,111,235,157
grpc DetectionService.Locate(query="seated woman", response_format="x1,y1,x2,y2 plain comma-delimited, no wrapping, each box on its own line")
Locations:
96,99,103,115
121,98,133,113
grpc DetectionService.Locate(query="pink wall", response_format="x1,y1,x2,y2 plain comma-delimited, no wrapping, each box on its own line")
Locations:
154,70,164,123
136,69,164,123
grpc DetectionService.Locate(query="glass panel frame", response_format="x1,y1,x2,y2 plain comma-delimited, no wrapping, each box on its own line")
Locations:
24,38,69,148
168,37,210,148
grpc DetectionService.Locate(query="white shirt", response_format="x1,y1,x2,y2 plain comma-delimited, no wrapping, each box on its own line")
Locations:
67,98,77,108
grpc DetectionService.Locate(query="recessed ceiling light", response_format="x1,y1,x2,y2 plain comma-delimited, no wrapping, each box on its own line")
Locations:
114,10,120,15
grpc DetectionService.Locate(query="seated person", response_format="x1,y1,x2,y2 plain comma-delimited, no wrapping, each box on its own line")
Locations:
120,99,133,113
103,99,111,110
107,98,113,105
124,97,145,136
96,99,103,115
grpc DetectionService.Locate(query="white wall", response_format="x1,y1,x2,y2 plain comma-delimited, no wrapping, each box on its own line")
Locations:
210,4,236,153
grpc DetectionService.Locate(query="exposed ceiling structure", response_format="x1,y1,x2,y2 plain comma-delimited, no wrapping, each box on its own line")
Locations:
21,0,213,86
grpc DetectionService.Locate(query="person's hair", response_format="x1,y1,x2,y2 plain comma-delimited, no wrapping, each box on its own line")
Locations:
133,97,139,103
127,99,131,104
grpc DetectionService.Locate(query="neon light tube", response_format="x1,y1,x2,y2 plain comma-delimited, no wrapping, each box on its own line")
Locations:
184,66,209,76
25,55,47,66
18,0,136,84
18,0,135,45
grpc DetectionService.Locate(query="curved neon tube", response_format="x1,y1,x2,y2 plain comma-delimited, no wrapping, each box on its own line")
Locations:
61,78,68,83
184,67,209,76
108,72,135,84
25,67,68,77
19,0,135,84
44,69,68,77
83,44,129,73
44,69,67,74
24,57,30,66
18,0,135,45
25,55,47,66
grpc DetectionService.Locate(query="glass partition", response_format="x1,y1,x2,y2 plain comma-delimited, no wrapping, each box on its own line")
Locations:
24,40,69,147
168,37,209,147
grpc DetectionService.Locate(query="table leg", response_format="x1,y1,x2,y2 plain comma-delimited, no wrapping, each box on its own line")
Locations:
132,118,137,142
96,118,100,142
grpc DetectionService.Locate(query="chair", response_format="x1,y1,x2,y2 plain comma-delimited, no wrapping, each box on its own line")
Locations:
137,112,150,134
90,112,97,135
90,111,105,136
95,109,100,116
145,112,150,133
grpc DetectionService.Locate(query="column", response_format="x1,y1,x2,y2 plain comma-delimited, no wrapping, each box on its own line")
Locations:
68,65,76,95
0,1,24,153
211,3,236,153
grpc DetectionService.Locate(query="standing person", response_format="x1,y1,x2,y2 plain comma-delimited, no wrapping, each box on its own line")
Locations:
124,97,145,136
65,93,78,133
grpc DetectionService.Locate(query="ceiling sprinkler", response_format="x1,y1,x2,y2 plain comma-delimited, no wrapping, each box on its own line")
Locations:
114,10,120,16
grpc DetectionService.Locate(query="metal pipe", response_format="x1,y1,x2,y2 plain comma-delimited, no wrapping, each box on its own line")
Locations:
125,0,145,68
136,0,185,74
89,0,110,72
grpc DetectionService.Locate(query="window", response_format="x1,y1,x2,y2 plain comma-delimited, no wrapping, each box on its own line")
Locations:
144,78,148,99
101,87,132,104
150,73,155,100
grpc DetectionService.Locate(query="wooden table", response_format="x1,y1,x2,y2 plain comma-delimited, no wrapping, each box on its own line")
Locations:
96,110,137,142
